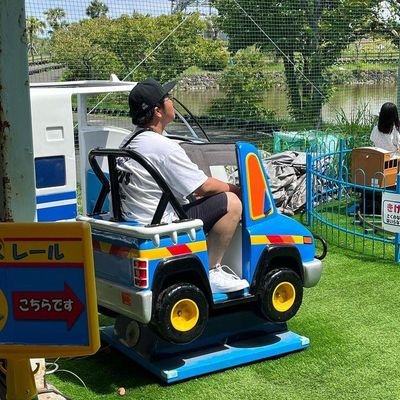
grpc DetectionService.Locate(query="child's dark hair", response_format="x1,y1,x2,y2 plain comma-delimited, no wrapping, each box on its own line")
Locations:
378,102,400,134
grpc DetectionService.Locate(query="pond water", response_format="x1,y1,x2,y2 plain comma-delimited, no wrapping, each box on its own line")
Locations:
174,83,398,123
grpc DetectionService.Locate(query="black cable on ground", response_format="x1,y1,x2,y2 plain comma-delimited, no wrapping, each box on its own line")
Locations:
314,234,328,260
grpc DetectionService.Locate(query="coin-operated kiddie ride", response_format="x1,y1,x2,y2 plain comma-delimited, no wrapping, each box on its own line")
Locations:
79,141,324,383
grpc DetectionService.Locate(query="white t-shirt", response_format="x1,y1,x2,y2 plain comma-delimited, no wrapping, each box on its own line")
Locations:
117,130,207,224
370,125,400,152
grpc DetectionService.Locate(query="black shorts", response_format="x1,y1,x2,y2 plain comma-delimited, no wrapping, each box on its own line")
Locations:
182,193,228,234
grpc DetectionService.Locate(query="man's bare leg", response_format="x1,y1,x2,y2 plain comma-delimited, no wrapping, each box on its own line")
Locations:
207,192,242,268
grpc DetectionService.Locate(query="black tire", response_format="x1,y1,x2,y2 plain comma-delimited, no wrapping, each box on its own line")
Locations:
113,315,141,348
259,268,303,322
153,283,208,344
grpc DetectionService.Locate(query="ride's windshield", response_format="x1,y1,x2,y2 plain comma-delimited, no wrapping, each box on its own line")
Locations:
164,97,209,143
83,92,210,143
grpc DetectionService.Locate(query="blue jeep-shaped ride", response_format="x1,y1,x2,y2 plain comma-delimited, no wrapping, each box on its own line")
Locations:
78,140,323,346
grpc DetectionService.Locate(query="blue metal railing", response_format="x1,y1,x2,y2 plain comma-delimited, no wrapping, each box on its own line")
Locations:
306,138,399,262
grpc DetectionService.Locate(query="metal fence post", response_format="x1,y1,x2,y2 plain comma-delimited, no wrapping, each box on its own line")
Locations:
337,139,345,202
395,174,400,262
306,151,313,227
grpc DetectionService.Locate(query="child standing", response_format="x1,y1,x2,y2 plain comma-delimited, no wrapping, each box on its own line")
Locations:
370,102,400,152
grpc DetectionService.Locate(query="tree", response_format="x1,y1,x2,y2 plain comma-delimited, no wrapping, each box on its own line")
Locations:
26,16,46,63
51,18,123,80
212,0,380,127
50,13,228,81
44,7,67,35
86,0,109,19
209,46,274,120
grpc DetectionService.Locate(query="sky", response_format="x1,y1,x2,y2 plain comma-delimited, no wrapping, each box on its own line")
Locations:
26,0,170,19
25,0,212,20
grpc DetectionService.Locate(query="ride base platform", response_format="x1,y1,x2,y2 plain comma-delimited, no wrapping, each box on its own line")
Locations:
100,310,310,383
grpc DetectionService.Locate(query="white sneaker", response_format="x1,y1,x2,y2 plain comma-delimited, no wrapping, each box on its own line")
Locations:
209,264,249,294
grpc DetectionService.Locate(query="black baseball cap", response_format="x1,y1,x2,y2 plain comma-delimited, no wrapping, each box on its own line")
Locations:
128,78,177,120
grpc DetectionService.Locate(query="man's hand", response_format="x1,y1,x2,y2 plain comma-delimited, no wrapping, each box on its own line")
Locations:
194,177,241,198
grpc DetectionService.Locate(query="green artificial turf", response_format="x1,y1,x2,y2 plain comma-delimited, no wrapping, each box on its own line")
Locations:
47,246,400,400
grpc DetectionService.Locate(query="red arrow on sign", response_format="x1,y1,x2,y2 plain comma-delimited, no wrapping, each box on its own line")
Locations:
12,283,84,330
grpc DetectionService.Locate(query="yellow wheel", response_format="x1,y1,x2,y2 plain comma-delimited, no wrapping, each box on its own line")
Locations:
272,282,295,312
170,299,199,332
154,283,208,344
260,268,303,322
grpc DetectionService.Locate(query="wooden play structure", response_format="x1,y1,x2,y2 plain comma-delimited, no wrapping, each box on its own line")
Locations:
351,147,399,188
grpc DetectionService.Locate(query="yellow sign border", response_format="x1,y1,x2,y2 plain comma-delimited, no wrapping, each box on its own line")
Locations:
0,222,100,357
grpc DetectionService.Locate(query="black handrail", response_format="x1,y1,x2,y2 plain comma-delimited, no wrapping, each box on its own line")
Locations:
88,148,188,224
173,97,210,142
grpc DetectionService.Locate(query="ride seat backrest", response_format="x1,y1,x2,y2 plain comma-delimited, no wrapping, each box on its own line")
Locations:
82,127,129,173
82,127,130,215
179,142,237,181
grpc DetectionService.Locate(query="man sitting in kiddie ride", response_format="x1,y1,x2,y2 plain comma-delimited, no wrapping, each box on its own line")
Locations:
117,78,249,294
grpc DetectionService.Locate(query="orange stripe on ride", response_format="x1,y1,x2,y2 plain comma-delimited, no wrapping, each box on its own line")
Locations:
167,244,192,256
93,241,198,259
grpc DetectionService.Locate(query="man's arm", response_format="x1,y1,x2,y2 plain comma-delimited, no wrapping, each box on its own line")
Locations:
194,177,241,198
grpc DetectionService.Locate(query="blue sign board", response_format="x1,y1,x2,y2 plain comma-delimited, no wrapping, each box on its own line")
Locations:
0,222,99,357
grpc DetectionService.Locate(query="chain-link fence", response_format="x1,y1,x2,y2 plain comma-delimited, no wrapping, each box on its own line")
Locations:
26,0,400,148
